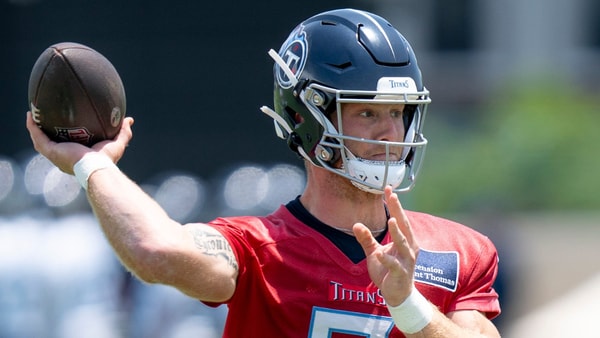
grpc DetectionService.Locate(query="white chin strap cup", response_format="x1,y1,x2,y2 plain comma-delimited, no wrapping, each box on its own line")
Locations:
347,157,407,194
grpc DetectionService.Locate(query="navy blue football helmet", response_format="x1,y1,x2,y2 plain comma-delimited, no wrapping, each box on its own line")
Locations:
261,8,430,193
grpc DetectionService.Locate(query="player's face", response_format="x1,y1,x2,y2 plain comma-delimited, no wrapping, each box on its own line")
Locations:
336,103,406,161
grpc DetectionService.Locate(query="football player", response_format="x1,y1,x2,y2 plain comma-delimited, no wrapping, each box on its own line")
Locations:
27,8,501,337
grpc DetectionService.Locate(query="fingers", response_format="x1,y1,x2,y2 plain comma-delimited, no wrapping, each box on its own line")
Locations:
374,244,402,271
384,186,417,251
119,116,134,144
26,110,52,153
25,110,38,145
386,216,412,258
91,116,134,161
353,223,380,256
26,111,134,171
121,116,134,135
26,111,89,174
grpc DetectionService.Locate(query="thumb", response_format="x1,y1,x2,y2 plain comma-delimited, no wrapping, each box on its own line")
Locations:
353,223,380,256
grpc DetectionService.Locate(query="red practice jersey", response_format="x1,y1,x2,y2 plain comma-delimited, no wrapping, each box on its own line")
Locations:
206,204,500,337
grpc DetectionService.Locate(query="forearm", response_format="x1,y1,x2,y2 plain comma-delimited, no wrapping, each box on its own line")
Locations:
26,113,235,299
84,165,237,301
387,288,499,338
405,309,500,338
85,165,182,281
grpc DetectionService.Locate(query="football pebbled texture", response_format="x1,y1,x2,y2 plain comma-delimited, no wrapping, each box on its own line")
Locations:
28,42,126,146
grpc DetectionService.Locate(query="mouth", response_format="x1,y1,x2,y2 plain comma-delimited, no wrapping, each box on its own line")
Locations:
355,156,404,165
364,152,401,162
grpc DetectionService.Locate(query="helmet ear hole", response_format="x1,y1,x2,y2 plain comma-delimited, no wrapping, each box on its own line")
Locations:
293,112,304,125
282,107,302,128
281,108,304,152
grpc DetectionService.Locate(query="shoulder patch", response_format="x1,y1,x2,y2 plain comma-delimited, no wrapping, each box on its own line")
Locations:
414,249,459,292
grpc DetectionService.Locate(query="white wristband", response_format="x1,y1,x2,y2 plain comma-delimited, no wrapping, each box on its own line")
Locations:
73,152,118,190
387,288,433,334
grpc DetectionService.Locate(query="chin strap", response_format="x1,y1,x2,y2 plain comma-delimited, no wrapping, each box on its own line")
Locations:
345,151,407,194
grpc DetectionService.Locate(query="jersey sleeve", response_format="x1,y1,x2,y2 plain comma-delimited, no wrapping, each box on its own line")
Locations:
451,235,501,319
199,216,254,308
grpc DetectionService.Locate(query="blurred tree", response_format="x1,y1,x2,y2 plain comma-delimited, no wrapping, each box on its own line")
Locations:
411,73,600,213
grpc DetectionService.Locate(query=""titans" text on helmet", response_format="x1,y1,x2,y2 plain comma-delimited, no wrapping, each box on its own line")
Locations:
261,8,431,194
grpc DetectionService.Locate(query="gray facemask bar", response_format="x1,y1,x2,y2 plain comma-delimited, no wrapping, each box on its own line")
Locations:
302,83,430,193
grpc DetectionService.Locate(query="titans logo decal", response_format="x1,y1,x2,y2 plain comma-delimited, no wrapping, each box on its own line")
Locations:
276,28,307,89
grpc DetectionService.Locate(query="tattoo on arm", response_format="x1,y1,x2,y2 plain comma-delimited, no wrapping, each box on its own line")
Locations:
190,227,239,271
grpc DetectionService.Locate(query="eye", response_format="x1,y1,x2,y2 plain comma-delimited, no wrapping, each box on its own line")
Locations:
390,110,404,118
359,110,375,118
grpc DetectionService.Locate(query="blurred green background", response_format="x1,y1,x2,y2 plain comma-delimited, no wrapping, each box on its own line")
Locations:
413,73,600,213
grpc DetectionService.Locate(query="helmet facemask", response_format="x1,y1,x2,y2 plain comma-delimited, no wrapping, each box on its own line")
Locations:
300,82,430,194
260,8,431,194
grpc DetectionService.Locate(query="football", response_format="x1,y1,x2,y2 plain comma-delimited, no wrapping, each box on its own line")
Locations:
28,42,126,145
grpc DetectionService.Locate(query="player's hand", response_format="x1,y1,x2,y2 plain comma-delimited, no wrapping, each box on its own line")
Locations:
26,111,134,175
353,185,419,306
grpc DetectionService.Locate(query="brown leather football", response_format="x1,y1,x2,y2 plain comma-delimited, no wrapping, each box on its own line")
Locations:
28,42,126,146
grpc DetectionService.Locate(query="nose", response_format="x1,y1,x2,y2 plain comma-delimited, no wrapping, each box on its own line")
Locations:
376,114,405,142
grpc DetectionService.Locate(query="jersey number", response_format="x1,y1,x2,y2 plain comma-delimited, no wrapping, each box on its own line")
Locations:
308,307,395,337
